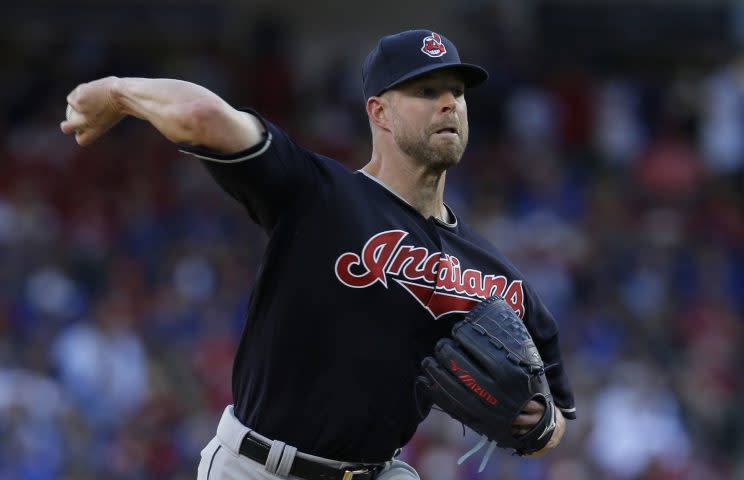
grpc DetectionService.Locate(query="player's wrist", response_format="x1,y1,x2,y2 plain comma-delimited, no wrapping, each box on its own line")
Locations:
105,76,125,115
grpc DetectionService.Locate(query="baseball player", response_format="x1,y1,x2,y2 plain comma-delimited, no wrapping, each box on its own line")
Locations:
61,30,576,480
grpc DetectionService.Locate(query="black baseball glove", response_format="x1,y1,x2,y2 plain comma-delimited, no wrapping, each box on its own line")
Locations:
416,295,557,463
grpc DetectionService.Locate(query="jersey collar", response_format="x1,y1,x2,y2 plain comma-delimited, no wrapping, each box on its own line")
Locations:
356,170,458,228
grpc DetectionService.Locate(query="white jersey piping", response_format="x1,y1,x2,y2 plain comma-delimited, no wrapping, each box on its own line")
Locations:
179,131,273,164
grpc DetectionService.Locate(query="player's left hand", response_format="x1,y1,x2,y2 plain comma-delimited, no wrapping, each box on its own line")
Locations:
513,402,565,457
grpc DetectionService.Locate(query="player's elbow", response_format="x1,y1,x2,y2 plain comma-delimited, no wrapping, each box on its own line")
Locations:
176,97,230,144
175,98,260,153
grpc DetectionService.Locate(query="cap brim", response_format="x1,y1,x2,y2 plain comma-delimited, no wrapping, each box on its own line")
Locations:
378,63,488,96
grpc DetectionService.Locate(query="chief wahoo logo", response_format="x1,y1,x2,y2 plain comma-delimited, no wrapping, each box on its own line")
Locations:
421,32,447,58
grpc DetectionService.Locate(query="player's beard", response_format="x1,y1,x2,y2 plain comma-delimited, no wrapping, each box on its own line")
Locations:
392,117,469,171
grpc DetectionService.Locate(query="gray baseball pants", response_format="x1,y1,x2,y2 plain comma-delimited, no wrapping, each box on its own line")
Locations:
197,406,419,480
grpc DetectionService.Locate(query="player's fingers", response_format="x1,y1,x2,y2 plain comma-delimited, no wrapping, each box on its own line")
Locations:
75,130,91,146
512,412,541,426
67,85,85,111
521,400,544,414
511,422,531,436
511,426,531,437
60,120,78,135
512,400,544,427
511,411,540,437
62,106,88,133
75,128,101,147
66,91,77,108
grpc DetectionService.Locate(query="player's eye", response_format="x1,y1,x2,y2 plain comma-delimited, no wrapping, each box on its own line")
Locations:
420,87,437,98
452,87,464,97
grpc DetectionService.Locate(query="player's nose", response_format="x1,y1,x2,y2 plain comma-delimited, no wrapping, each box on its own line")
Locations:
438,91,457,113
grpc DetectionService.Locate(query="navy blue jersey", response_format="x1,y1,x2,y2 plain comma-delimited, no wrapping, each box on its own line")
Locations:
180,111,576,463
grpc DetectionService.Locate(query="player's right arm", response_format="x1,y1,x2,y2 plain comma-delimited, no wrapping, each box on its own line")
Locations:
60,76,263,153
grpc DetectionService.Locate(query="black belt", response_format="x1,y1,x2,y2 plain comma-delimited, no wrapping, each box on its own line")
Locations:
239,435,383,480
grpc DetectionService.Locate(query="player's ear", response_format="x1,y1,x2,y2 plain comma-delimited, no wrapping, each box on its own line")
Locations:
366,96,390,131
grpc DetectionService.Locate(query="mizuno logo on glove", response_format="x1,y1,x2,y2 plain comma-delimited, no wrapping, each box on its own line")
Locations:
449,360,498,405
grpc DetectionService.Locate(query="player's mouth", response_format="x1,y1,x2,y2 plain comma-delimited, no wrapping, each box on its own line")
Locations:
433,126,459,137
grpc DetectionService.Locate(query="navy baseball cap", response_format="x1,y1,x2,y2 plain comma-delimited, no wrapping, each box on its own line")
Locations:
362,29,488,100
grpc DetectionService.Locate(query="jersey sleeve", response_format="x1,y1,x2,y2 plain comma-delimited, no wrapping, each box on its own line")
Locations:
523,284,577,419
178,109,318,230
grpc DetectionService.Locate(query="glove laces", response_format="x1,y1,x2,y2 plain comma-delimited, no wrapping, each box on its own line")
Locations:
457,435,497,473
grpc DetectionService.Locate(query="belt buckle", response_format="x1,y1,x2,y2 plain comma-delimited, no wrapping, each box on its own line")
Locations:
342,468,369,480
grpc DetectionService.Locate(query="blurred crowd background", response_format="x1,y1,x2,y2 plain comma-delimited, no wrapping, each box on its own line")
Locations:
1,1,743,479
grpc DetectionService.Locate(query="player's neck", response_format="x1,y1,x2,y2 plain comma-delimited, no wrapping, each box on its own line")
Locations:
363,152,447,221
